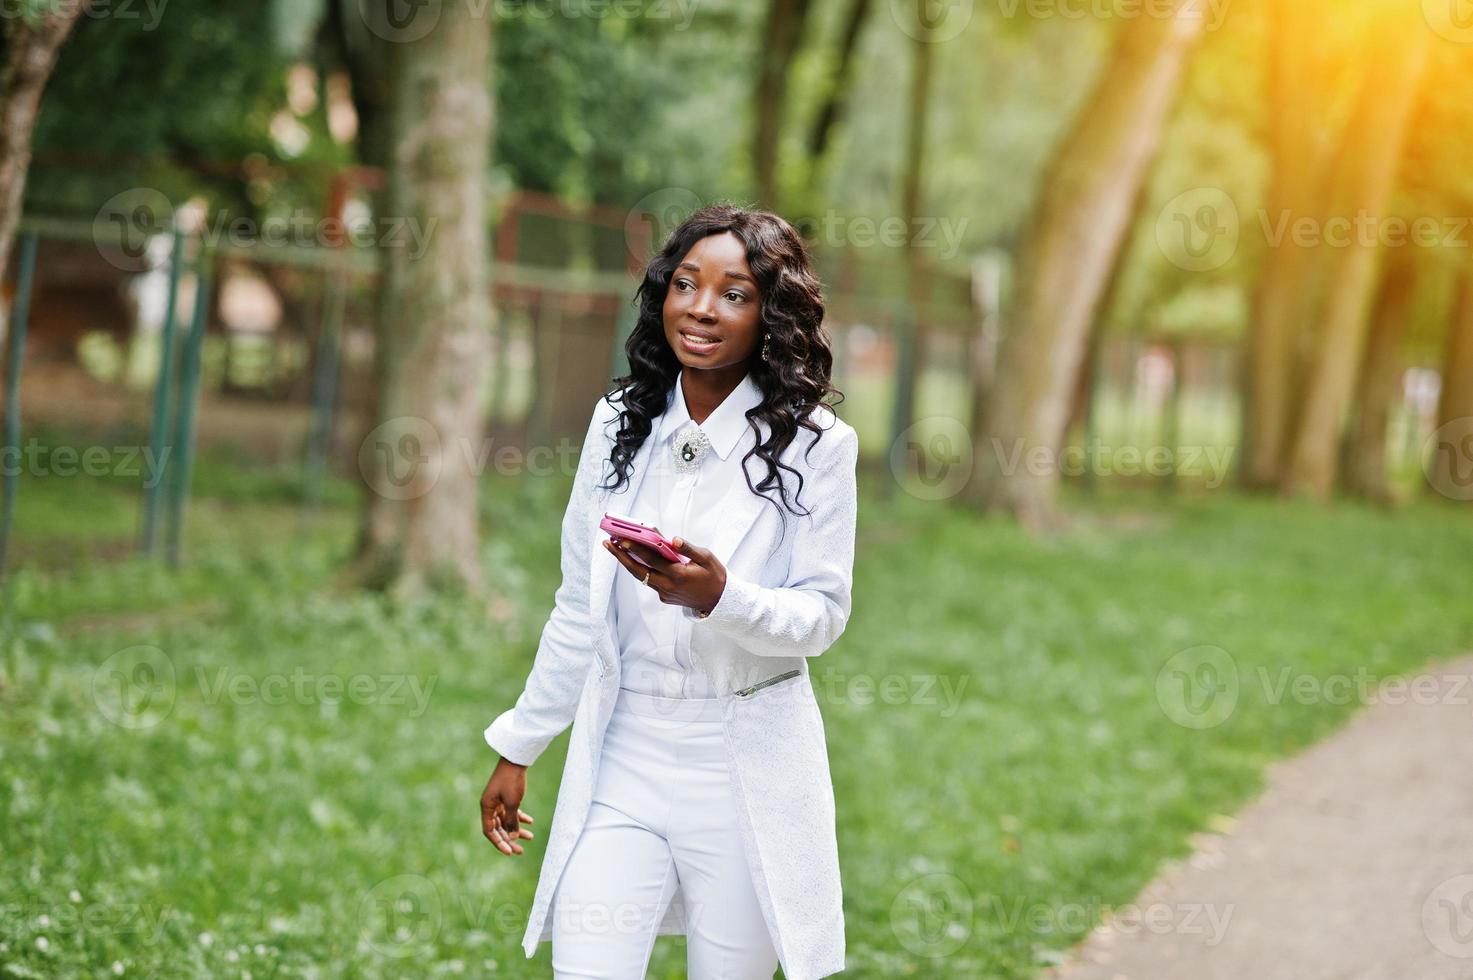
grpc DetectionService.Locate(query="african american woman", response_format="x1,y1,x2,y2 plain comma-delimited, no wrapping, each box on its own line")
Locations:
481,203,858,980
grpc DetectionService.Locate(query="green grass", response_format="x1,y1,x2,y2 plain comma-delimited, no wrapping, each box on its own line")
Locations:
1,444,1470,978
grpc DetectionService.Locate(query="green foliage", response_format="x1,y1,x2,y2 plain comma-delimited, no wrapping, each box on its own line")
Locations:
28,0,343,222
492,1,753,206
811,10,1112,268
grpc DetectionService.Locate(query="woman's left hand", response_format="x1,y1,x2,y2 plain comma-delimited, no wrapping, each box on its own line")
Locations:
604,532,727,616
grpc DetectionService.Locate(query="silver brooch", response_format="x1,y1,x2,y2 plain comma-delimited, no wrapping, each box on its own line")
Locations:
672,423,711,474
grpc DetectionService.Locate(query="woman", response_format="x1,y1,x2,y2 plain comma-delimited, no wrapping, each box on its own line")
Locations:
480,203,858,980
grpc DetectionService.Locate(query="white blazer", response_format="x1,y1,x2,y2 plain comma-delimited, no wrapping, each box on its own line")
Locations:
485,383,858,980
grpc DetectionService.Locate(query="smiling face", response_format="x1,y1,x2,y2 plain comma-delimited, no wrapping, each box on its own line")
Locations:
662,231,764,371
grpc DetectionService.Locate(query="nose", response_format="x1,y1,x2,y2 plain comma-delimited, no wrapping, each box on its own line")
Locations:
688,289,718,322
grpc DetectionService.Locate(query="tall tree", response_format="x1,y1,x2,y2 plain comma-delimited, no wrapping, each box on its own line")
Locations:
803,0,871,196
753,0,812,209
1428,264,1473,501
890,22,934,457
353,1,494,595
1341,251,1416,503
964,3,1204,526
1281,20,1431,500
0,0,88,340
1240,0,1333,490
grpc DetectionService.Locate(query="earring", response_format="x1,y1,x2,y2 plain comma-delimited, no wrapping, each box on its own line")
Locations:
761,333,771,362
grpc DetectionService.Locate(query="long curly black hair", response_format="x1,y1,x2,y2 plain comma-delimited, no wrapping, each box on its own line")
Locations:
600,202,844,532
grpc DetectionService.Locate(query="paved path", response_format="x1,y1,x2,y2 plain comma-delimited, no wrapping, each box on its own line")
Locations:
1048,654,1473,980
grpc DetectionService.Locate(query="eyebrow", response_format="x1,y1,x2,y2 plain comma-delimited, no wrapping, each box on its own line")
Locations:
677,260,754,285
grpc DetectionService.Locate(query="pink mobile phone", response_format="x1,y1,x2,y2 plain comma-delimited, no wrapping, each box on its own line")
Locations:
600,512,692,567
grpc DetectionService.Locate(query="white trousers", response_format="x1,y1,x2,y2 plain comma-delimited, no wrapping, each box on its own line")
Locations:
550,686,779,979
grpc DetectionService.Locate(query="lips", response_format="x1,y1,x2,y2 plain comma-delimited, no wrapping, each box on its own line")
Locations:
680,329,720,343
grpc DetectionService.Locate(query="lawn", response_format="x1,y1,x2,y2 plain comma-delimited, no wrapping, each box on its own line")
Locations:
2,438,1469,978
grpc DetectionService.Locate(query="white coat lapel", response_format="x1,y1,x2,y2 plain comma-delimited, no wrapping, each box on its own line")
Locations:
587,429,656,636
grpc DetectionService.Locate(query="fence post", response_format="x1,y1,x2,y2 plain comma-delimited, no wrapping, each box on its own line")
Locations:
1160,339,1183,496
882,301,917,502
140,224,186,556
164,250,215,568
526,299,557,467
0,232,40,583
304,260,348,507
1080,333,1104,497
489,306,512,423
608,291,638,381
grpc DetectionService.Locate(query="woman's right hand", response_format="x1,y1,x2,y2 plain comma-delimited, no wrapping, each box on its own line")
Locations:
481,757,536,856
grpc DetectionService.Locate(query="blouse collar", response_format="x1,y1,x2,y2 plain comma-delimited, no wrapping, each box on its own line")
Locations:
654,368,765,461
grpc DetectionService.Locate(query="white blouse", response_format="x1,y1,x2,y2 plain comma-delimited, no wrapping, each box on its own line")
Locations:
607,368,767,699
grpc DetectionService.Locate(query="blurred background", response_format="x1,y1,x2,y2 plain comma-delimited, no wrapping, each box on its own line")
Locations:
2,0,1472,977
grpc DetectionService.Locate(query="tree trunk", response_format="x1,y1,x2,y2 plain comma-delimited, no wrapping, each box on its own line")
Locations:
1427,267,1473,502
890,24,933,451
1341,252,1416,503
353,2,494,596
0,0,88,347
752,0,812,209
804,0,871,194
964,3,1203,526
1240,0,1333,490
1281,24,1430,500
332,0,402,572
